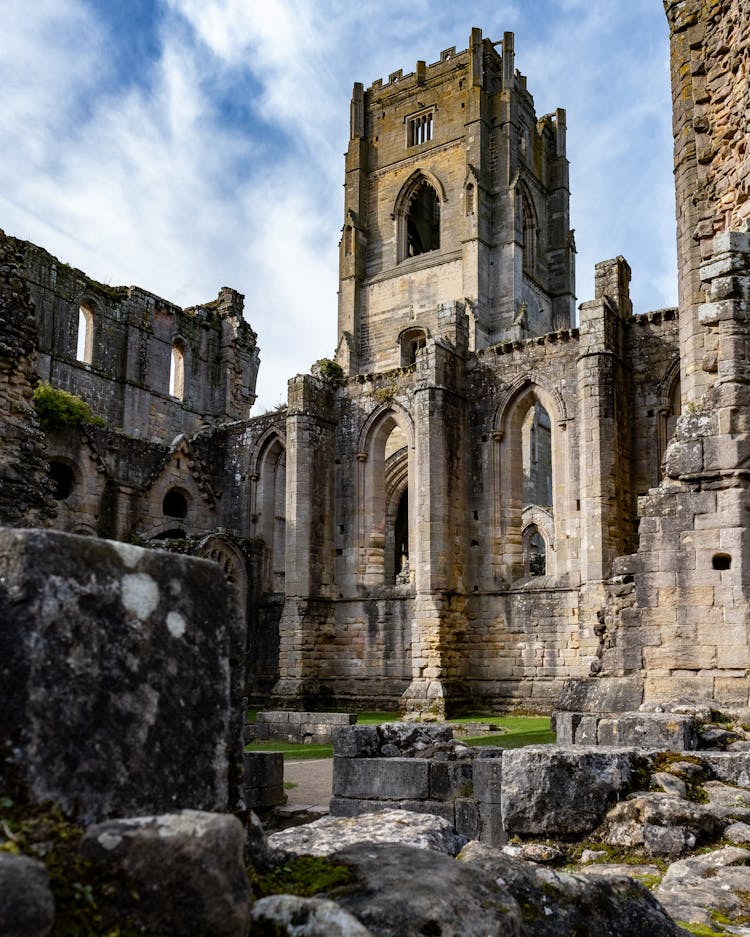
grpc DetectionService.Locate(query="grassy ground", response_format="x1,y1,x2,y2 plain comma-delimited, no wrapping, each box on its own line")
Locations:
246,712,555,760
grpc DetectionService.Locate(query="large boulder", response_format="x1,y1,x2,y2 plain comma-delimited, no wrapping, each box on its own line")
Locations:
79,810,250,937
268,808,465,858
0,529,244,822
0,852,54,937
604,792,725,856
501,747,635,837
329,842,520,937
459,841,691,937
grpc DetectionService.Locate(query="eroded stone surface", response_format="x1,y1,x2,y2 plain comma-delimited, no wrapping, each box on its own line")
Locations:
80,810,250,937
0,528,243,823
655,846,750,928
501,747,635,836
251,896,375,937
268,808,466,858
458,840,689,937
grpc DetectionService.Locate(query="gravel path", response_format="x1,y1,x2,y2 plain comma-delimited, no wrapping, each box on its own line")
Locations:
283,758,333,807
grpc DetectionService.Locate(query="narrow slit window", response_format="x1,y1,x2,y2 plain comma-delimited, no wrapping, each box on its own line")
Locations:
76,305,94,364
169,344,185,399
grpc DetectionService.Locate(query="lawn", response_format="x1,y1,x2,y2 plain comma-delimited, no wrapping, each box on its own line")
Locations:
246,712,555,760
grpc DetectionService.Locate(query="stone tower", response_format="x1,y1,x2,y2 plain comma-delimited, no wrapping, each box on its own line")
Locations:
336,28,575,377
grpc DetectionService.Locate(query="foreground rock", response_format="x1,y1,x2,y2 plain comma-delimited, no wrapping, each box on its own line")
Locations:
501,747,634,836
654,846,750,928
80,810,250,937
0,852,54,937
329,842,520,937
458,841,691,937
267,808,466,857
0,529,244,823
251,896,374,936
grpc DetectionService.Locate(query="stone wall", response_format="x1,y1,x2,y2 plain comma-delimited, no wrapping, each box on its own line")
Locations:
0,528,244,823
18,237,260,443
665,0,750,403
0,229,56,527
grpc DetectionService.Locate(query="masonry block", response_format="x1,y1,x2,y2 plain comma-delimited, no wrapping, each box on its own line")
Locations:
244,752,285,810
429,761,474,801
455,798,479,840
473,756,503,804
501,747,636,837
596,713,698,751
478,802,507,847
0,529,243,824
332,757,429,800
332,726,380,758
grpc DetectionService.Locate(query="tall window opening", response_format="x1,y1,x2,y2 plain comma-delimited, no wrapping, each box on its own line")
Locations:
406,181,440,258
394,489,409,582
361,412,413,587
408,111,433,147
169,343,185,399
76,305,94,364
522,402,552,509
523,524,546,576
256,435,286,592
520,192,536,276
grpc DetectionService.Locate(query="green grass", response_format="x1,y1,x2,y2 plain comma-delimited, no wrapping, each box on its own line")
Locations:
246,712,554,760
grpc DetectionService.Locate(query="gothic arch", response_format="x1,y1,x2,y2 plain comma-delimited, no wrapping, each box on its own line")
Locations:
657,357,682,477
194,533,249,647
397,325,430,366
515,181,539,277
357,403,416,587
251,429,287,593
393,170,445,262
491,377,571,582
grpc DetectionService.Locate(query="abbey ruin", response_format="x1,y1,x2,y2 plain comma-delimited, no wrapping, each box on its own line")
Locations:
2,1,749,720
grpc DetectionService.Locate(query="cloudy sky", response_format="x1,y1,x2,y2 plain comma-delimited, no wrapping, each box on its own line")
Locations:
1,0,675,411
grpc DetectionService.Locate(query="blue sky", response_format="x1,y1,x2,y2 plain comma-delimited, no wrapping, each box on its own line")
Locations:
0,0,675,411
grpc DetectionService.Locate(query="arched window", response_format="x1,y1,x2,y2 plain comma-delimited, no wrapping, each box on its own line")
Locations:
520,191,537,277
398,327,427,367
465,182,475,216
49,460,76,500
523,524,546,577
522,402,552,509
76,305,94,364
169,342,185,399
406,181,440,257
359,409,414,587
255,434,286,593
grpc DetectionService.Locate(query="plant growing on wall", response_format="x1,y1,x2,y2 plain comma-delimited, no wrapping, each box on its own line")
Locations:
33,382,104,432
311,358,344,382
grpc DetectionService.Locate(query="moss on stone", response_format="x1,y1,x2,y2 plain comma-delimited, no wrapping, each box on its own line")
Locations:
251,855,354,898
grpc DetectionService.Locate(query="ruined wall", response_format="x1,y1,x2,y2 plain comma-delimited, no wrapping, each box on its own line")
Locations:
0,230,56,527
19,238,259,444
665,0,750,402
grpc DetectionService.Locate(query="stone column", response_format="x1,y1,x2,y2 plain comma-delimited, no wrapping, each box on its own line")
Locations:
576,258,633,585
401,313,469,719
272,374,337,704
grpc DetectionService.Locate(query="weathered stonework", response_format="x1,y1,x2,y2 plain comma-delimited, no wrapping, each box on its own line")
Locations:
0,229,56,528
0,528,243,822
